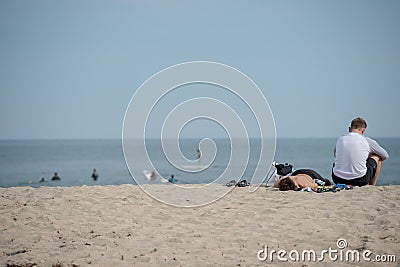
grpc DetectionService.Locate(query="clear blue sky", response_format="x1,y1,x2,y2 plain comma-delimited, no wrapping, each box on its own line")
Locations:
0,0,399,139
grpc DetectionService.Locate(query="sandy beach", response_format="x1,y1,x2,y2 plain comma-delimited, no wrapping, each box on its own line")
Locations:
1,184,399,266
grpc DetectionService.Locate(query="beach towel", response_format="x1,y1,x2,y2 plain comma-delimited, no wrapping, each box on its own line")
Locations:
300,184,353,193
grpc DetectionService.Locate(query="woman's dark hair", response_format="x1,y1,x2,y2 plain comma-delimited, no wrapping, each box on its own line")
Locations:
278,177,296,191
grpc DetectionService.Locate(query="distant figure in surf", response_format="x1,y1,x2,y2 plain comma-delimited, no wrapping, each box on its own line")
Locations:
197,149,202,159
91,168,99,181
51,172,61,181
169,174,177,183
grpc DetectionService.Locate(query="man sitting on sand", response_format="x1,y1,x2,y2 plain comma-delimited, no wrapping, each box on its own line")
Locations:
275,169,331,191
332,117,389,186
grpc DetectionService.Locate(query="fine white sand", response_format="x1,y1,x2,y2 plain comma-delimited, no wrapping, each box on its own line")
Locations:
1,184,399,266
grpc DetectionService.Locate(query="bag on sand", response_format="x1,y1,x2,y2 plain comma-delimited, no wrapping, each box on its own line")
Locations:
265,162,294,187
275,163,294,176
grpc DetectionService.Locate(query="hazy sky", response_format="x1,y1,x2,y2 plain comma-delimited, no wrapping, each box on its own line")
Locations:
1,0,399,139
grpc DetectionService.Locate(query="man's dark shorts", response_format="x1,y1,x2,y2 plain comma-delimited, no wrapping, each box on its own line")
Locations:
332,158,377,186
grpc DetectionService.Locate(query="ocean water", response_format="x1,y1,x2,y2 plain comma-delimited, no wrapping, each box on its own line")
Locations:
0,138,398,188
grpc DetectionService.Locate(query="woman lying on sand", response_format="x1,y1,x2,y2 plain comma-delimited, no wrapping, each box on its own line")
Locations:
274,169,331,191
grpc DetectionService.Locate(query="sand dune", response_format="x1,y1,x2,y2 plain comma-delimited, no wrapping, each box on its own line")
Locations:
1,184,399,266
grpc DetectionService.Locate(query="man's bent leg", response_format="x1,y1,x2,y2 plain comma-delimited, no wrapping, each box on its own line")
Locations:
369,154,382,185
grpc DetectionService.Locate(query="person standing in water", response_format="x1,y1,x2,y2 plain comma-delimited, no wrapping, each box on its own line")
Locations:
91,168,99,181
51,172,61,181
169,174,177,183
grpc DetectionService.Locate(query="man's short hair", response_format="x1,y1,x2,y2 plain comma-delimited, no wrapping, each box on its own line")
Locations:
350,117,367,130
278,177,296,191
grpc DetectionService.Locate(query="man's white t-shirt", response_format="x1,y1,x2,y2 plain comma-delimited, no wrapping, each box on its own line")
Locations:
333,132,389,180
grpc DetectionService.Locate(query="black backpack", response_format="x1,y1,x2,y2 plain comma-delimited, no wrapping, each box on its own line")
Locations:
274,163,294,176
